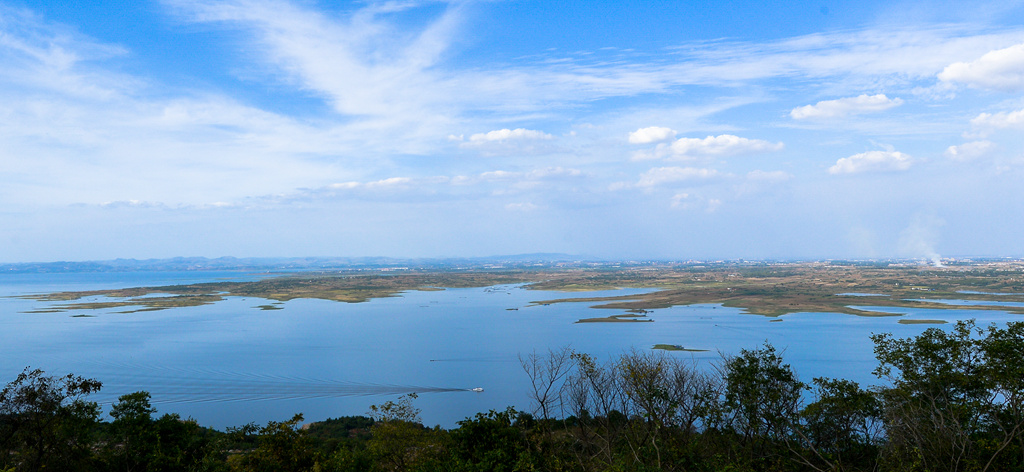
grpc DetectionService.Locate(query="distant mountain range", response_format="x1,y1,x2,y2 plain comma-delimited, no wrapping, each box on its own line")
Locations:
4,255,1012,274
0,254,596,273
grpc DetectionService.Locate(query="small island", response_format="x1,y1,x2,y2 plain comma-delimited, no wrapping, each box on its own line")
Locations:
652,344,709,352
576,313,652,323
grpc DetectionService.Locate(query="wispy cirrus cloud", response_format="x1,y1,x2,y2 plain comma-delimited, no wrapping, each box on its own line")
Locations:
166,0,466,118
168,1,1024,127
246,165,587,206
0,5,134,99
6,0,1024,262
656,26,1024,89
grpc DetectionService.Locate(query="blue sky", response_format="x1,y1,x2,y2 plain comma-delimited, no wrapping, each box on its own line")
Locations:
2,0,1024,262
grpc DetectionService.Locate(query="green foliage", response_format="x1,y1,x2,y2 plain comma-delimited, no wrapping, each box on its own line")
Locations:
367,394,445,472
0,367,102,472
227,414,317,472
304,415,374,457
800,377,881,469
723,343,806,440
872,320,1024,471
447,407,540,471
102,391,220,472
105,391,158,471
148,413,221,472
7,320,1024,471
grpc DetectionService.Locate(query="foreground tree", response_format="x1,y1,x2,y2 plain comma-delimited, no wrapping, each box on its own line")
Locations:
520,346,574,422
873,320,1024,471
446,407,545,472
0,368,102,472
226,414,317,472
562,352,626,470
103,391,218,472
799,377,881,471
367,393,445,472
106,391,158,471
720,343,807,468
617,349,719,471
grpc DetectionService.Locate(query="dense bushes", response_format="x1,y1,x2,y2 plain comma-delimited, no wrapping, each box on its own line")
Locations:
4,319,1024,471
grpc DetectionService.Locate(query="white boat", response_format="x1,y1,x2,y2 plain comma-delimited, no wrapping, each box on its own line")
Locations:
470,387,484,392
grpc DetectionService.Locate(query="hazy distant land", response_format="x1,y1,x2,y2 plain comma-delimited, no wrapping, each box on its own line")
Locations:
15,259,1024,317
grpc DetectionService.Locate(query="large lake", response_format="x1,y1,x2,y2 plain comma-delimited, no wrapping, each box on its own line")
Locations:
2,271,1021,429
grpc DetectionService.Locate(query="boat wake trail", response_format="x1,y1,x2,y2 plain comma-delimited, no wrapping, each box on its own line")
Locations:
74,363,473,405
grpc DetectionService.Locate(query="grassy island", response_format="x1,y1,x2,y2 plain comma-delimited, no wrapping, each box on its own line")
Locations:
15,260,1024,317
651,343,708,352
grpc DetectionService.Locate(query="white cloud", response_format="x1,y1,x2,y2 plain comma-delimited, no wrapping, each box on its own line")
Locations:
5,2,1024,255
970,108,1024,129
454,128,556,155
267,166,587,204
938,43,1024,91
437,168,585,199
656,26,1024,88
746,170,793,182
632,134,784,161
319,177,419,195
670,193,721,212
790,94,903,119
466,128,553,143
628,126,676,144
473,167,581,182
505,202,538,211
363,177,413,188
670,193,691,207
944,140,994,161
526,167,583,179
0,7,135,100
637,167,720,187
172,1,1024,124
168,0,466,118
828,150,914,174
734,170,793,198
99,199,161,209
477,170,519,181
667,134,784,159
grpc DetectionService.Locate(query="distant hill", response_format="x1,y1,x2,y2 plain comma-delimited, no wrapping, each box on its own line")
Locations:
0,254,595,274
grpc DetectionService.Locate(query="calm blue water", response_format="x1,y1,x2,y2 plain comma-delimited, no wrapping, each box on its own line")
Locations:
905,298,1024,308
0,271,273,296
2,272,1023,429
958,290,1024,296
